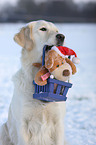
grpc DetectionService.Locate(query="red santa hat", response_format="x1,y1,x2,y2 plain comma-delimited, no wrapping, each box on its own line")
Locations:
51,46,80,64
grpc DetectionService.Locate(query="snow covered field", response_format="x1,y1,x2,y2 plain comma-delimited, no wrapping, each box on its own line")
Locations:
0,23,96,145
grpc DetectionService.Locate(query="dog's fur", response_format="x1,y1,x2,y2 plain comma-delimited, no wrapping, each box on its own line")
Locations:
0,20,66,145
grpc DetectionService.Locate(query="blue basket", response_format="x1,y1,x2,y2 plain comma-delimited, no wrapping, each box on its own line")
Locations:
33,45,72,102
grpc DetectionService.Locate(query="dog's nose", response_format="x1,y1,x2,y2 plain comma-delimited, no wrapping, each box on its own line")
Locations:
56,34,65,42
63,69,70,76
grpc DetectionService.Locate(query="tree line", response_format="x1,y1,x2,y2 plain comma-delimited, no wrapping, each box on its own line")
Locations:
0,0,96,22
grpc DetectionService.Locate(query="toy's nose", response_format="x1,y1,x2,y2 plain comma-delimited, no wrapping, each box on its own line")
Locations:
56,34,65,42
63,69,70,76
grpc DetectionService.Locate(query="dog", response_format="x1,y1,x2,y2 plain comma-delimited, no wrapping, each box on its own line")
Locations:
0,20,67,145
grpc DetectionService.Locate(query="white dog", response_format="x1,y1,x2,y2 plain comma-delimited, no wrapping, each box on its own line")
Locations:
0,20,66,145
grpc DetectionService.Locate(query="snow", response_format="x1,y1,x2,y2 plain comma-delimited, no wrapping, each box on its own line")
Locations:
0,23,96,145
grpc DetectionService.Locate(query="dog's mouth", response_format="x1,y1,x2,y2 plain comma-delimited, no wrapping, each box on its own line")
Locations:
56,38,65,46
45,45,54,52
45,42,64,52
56,41,64,46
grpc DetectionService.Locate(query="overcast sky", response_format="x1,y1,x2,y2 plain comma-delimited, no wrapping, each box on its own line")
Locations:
0,0,96,7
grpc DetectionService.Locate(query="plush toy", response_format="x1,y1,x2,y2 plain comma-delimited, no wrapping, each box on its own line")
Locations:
34,46,79,86
47,45,80,64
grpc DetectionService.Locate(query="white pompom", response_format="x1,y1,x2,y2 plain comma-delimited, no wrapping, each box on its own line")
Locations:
50,75,54,79
72,57,80,64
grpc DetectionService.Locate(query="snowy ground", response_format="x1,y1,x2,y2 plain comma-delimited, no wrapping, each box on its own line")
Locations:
0,23,96,145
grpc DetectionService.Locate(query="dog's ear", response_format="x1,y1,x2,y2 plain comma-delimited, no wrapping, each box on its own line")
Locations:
14,27,25,48
65,58,77,75
45,50,57,69
14,26,33,51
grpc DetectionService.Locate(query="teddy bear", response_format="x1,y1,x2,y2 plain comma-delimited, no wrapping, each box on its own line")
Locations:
34,45,79,86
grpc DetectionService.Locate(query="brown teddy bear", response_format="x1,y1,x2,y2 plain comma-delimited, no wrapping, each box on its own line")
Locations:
34,48,77,86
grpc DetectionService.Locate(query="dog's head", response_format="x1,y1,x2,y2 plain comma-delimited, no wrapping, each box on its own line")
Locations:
14,20,65,52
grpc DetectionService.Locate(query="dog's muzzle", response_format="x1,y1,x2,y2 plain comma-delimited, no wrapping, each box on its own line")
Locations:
56,34,65,46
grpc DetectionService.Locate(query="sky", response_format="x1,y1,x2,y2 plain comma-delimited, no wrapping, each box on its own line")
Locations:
74,0,96,3
0,0,96,7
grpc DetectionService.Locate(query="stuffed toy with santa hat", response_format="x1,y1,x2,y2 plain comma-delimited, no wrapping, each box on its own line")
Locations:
34,45,80,86
49,45,80,64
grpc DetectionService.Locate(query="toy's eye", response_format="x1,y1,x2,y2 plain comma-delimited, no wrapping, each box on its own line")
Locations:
62,62,64,64
40,27,47,31
57,65,59,67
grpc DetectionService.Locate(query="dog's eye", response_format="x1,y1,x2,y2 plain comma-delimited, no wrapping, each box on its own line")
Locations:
57,65,59,67
40,27,47,31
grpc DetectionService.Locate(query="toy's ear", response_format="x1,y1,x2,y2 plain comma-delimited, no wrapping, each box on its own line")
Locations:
32,63,42,68
35,66,49,86
45,50,57,69
45,57,53,69
65,58,77,75
14,26,33,51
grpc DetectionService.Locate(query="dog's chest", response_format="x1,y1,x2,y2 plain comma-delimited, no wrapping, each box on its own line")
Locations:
25,104,60,145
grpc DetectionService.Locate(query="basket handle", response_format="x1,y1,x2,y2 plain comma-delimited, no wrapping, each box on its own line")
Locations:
42,45,47,66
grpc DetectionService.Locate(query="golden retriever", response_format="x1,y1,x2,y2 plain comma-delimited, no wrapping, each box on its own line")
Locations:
0,20,66,145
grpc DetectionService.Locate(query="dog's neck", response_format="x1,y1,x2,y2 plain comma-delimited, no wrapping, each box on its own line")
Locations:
21,48,42,82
